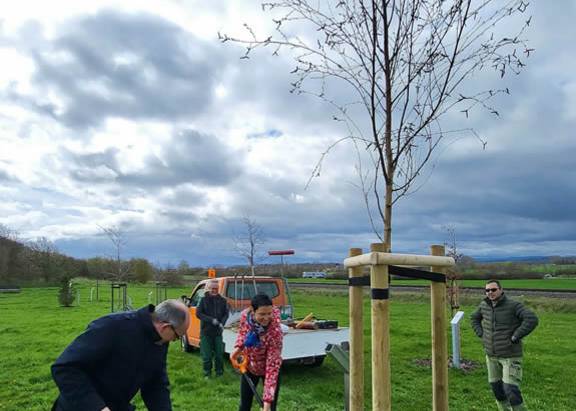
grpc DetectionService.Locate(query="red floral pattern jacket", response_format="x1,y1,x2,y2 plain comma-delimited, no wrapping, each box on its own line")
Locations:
234,307,283,403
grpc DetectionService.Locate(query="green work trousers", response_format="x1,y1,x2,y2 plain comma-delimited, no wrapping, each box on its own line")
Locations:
200,334,224,377
486,355,527,411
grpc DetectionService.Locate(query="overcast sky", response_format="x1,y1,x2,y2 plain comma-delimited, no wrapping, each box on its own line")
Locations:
1,1,575,266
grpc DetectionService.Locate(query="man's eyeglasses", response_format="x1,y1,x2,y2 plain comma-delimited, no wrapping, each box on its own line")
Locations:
485,288,499,293
169,324,184,339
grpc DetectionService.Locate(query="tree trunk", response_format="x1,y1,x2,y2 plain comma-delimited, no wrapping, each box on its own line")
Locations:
384,182,393,253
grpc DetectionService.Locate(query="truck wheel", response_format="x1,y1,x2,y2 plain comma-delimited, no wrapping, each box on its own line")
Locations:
181,335,194,353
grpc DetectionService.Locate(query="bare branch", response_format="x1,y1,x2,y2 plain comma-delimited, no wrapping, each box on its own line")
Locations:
234,216,265,276
222,0,531,247
98,224,130,282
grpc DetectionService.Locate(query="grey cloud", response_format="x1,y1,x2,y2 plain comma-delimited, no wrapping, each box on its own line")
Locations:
247,129,283,139
163,185,206,205
225,170,372,240
394,142,576,252
62,147,121,183
153,186,207,223
65,148,120,170
17,10,224,128
158,209,199,222
0,168,18,182
59,128,242,189
222,51,348,136
118,129,243,188
2,83,60,121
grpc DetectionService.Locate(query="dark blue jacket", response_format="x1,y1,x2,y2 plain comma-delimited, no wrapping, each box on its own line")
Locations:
51,305,172,411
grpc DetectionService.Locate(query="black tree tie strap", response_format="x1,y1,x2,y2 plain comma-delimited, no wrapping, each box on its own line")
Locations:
348,276,371,287
388,265,445,283
371,288,389,300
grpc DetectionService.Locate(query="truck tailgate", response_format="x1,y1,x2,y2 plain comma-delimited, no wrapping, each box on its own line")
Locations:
222,327,349,361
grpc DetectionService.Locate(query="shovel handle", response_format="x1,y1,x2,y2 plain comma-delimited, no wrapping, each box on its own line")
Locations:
231,350,264,407
243,373,264,407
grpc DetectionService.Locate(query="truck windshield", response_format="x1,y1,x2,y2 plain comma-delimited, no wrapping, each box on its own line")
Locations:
225,281,280,300
189,284,206,307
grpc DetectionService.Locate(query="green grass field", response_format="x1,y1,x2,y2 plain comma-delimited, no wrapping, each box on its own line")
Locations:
1,282,574,410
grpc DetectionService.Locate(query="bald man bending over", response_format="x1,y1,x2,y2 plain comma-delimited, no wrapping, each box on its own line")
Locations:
51,299,190,411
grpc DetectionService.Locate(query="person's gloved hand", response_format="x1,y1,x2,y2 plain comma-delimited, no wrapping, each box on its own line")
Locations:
212,318,220,326
511,335,520,344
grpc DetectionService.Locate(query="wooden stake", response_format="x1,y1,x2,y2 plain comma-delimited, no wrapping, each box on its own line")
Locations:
348,247,364,411
430,245,449,411
370,243,391,411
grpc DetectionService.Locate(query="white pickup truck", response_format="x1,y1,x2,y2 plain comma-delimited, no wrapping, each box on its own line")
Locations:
181,276,349,365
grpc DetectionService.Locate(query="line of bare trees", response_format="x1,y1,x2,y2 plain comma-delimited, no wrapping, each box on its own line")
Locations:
0,224,80,286
0,223,191,286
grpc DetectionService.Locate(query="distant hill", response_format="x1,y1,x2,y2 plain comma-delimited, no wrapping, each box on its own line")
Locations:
474,256,551,263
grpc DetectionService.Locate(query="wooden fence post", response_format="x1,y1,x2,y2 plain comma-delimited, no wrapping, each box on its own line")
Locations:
348,247,364,411
430,245,449,411
370,243,391,411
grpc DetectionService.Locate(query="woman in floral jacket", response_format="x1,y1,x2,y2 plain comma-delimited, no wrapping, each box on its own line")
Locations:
232,293,283,411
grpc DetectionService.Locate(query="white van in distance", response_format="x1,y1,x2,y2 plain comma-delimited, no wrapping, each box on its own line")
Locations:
302,271,327,279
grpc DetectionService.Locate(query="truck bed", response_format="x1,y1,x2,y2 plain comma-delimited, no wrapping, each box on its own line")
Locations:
222,326,350,361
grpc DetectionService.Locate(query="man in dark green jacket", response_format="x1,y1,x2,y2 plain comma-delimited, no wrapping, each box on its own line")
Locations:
471,280,538,411
196,280,229,378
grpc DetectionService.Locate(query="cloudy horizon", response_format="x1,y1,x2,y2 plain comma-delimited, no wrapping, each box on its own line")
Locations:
1,1,575,267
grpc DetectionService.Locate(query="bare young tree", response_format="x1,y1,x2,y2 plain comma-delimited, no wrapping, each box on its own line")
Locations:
28,236,61,283
221,0,532,250
0,223,19,241
444,224,464,315
234,216,265,276
99,224,130,282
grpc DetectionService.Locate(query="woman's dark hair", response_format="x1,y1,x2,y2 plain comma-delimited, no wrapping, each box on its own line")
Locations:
251,293,273,311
